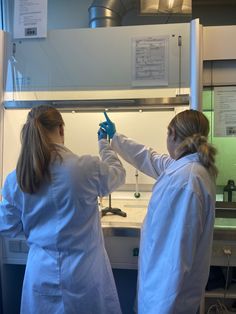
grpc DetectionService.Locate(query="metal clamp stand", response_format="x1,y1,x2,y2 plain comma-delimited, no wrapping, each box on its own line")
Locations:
134,169,141,198
101,135,127,218
101,194,127,217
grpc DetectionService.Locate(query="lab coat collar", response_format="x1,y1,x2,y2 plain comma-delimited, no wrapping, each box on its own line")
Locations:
166,153,200,174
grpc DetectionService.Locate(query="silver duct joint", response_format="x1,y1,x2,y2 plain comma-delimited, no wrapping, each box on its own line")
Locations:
88,0,135,28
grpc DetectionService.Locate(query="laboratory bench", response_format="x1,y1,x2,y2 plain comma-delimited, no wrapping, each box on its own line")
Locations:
1,195,236,314
1,193,232,266
200,202,236,313
102,197,236,313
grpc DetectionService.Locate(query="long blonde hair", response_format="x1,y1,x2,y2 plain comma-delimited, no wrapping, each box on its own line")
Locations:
168,110,218,178
16,105,64,194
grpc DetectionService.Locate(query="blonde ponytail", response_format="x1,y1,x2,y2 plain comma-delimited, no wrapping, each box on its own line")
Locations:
169,110,218,178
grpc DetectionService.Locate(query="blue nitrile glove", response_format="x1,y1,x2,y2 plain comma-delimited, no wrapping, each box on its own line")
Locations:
97,127,107,140
99,112,116,139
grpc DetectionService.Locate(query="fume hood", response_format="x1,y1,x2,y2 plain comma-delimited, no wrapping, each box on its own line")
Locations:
4,22,192,111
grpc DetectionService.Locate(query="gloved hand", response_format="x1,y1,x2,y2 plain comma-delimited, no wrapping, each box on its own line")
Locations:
99,112,116,139
97,127,107,140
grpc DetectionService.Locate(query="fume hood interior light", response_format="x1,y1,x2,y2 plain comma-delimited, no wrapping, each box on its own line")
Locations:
4,94,189,112
159,0,181,13
59,107,175,113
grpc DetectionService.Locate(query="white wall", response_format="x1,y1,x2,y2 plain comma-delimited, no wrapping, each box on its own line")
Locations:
48,0,92,29
3,0,93,32
0,0,188,32
3,0,235,33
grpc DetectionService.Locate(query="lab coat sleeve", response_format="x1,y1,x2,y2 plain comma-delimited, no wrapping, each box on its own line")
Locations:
97,139,126,196
111,133,173,179
0,177,23,237
141,186,206,313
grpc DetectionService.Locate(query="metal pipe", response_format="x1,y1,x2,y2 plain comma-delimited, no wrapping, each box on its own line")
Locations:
88,0,129,28
190,18,203,111
0,104,4,190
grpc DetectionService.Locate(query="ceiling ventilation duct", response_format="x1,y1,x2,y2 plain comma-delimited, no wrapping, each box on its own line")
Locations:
88,0,136,28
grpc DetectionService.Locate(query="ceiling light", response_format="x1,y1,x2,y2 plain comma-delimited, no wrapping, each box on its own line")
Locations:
140,0,192,14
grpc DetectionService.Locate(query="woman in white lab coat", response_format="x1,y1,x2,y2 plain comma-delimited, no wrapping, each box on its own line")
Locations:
100,110,217,314
0,105,125,314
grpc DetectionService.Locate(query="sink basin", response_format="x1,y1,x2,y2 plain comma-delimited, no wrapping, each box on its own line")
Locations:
102,226,140,237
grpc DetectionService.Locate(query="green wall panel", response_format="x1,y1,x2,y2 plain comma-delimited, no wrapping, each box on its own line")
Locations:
203,90,236,189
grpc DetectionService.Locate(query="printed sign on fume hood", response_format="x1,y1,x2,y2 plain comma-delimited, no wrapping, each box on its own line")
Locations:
13,0,47,39
132,36,169,87
214,86,236,137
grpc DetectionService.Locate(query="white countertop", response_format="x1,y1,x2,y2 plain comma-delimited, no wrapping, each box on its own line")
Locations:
100,192,236,230
100,195,148,228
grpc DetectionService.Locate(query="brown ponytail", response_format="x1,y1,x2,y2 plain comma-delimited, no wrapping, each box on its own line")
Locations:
168,110,218,178
16,105,64,194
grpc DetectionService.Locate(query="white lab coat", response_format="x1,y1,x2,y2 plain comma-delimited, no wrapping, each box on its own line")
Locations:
111,133,216,314
0,140,125,314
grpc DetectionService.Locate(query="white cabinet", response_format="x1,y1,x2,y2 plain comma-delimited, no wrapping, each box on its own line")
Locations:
104,235,139,269
200,225,236,313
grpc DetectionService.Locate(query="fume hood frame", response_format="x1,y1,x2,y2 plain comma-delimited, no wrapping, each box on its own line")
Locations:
3,94,189,112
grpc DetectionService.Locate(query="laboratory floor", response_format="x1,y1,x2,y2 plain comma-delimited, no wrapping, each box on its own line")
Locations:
113,269,138,314
1,265,138,314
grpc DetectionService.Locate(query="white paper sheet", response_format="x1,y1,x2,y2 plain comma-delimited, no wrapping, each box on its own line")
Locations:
132,36,169,87
13,0,47,39
214,86,236,137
